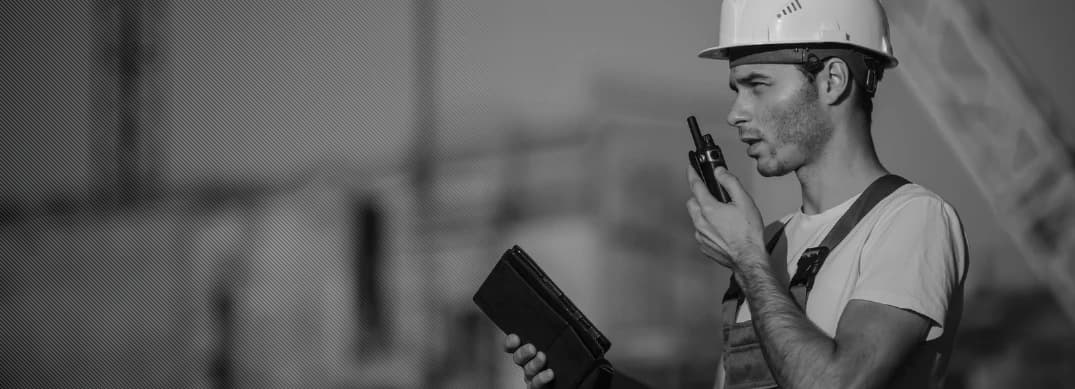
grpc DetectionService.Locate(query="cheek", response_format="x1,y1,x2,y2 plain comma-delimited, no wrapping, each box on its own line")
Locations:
747,102,777,141
771,98,821,150
753,108,794,152
756,108,812,164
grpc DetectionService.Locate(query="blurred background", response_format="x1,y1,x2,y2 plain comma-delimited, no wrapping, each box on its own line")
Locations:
2,0,1074,388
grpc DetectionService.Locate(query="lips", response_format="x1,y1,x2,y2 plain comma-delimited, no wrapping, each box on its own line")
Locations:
748,143,762,157
740,139,763,158
738,128,762,145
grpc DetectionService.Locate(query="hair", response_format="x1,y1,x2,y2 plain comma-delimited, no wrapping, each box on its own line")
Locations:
795,60,875,125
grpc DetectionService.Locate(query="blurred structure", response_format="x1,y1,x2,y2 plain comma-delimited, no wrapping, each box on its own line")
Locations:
889,0,1075,323
2,0,1075,388
92,0,168,206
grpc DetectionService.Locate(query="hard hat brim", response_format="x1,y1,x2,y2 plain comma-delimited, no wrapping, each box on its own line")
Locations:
698,43,898,68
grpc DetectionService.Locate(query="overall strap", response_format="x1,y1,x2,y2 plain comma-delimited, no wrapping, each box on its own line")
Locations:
722,221,787,324
787,174,910,306
722,174,910,316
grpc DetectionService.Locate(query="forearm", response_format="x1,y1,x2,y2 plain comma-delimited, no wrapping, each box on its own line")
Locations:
733,248,841,389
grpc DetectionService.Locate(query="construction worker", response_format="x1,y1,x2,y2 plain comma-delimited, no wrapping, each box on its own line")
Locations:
505,0,968,388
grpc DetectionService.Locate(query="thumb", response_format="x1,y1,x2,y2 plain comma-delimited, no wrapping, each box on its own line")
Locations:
712,167,749,204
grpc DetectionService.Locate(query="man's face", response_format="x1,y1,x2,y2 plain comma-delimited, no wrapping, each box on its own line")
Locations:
726,63,832,177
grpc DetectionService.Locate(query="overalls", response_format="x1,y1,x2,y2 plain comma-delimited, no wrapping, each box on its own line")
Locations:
719,175,909,389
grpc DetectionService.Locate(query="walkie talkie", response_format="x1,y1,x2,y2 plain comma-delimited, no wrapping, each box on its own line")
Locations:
687,115,732,203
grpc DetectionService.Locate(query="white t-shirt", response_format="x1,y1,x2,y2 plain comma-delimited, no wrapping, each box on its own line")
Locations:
733,183,968,389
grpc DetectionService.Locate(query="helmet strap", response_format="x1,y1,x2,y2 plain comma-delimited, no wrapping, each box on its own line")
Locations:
728,45,883,97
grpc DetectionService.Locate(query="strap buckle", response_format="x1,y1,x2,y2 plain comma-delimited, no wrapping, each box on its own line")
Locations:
790,246,831,291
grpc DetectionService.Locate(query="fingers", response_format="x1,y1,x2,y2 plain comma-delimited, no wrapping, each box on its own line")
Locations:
686,197,701,222
686,167,717,205
686,198,714,235
505,336,554,387
504,333,521,353
512,343,536,367
506,338,554,387
523,351,547,378
687,164,701,182
695,230,717,250
711,167,747,204
695,231,732,265
529,370,555,388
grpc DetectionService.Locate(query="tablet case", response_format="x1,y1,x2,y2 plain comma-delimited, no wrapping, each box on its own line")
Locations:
473,246,651,389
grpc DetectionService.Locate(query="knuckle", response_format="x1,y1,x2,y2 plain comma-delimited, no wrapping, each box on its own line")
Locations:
693,216,709,231
538,370,554,385
526,358,543,374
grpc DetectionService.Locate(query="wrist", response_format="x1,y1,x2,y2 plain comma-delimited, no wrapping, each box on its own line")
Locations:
731,244,769,275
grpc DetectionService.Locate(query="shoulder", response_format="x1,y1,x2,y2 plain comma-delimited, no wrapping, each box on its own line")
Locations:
850,181,969,338
861,182,968,257
870,183,961,225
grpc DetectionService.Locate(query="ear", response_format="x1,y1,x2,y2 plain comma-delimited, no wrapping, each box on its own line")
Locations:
819,57,852,106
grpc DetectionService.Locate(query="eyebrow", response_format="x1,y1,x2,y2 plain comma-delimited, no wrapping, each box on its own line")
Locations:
728,72,772,91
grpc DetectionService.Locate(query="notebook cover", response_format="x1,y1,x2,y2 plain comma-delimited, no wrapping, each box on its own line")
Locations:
473,246,610,388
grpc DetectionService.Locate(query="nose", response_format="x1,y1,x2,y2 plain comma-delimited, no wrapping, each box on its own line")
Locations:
726,94,750,128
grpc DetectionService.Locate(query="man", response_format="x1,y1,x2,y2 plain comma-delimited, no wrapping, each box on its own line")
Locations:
505,0,968,388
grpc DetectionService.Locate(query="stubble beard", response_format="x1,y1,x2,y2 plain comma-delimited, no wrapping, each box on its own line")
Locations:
758,81,833,177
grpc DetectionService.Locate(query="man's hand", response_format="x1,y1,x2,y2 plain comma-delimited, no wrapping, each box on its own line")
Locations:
504,333,554,388
685,166,766,270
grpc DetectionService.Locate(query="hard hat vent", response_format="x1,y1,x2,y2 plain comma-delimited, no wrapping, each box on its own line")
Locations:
777,0,803,19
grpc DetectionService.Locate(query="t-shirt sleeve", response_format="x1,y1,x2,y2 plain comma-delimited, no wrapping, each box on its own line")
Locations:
849,196,966,341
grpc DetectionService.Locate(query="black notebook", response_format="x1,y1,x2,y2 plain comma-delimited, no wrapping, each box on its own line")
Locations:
473,246,650,389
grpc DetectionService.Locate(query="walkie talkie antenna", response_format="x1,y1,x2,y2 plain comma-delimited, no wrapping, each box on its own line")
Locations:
688,115,705,149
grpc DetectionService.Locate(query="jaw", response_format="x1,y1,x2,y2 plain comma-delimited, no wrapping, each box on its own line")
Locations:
756,163,794,177
751,145,800,177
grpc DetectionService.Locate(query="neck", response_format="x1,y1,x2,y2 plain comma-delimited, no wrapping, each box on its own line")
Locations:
794,116,887,215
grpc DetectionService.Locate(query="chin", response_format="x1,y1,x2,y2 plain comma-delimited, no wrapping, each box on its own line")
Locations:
757,168,780,177
757,167,787,177
755,159,794,177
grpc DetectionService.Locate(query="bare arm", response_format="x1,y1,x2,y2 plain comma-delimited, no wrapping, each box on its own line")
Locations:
734,248,930,388
686,167,932,389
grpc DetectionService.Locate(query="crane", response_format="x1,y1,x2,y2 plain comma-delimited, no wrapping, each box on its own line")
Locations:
887,0,1075,323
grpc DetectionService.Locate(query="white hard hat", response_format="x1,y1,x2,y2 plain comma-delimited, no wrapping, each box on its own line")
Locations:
698,0,898,68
